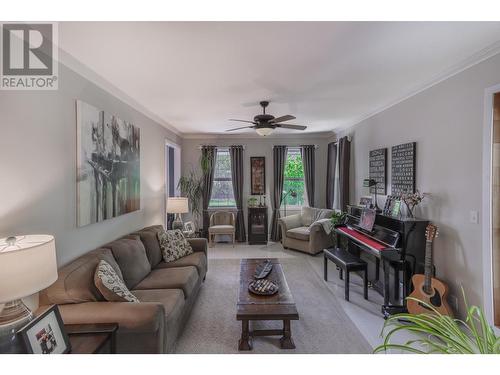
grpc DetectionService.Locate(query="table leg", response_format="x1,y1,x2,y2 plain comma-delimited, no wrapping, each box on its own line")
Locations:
280,319,296,349
238,319,252,351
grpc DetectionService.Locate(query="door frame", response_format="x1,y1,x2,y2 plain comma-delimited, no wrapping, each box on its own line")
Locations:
482,83,500,331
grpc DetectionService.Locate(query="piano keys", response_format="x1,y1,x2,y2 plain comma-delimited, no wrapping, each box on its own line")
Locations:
334,205,428,318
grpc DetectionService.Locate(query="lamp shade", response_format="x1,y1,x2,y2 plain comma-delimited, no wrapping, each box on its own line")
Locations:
0,235,57,303
255,127,274,137
166,197,189,214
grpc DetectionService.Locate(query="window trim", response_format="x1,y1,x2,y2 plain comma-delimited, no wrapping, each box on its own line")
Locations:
209,148,237,208
282,147,307,209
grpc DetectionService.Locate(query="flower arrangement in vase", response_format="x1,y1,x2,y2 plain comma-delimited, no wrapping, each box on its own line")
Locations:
401,190,429,218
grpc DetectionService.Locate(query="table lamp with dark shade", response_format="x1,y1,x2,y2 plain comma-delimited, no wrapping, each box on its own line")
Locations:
363,178,381,213
167,197,189,230
0,234,58,353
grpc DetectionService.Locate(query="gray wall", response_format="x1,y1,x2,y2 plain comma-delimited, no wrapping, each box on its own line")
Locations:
337,52,500,315
0,63,181,266
181,135,332,231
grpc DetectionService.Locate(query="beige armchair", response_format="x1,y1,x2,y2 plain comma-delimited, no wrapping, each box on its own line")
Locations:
278,206,335,255
208,211,235,247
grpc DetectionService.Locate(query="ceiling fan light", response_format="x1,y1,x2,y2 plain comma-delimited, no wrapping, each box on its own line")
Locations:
255,127,274,136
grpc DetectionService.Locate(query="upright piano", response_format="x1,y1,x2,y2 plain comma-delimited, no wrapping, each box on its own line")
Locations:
334,205,428,317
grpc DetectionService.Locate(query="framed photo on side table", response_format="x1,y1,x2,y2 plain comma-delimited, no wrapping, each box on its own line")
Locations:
18,305,71,354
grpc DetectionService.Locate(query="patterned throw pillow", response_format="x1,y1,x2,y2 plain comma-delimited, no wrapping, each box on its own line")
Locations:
157,229,194,263
94,260,139,303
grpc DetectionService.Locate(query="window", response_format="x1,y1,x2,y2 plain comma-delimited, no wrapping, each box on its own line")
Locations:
209,148,236,207
283,148,306,208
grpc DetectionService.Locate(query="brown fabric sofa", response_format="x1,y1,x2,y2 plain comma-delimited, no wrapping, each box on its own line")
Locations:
39,225,207,354
278,207,335,255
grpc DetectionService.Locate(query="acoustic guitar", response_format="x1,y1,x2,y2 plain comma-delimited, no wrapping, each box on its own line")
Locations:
407,223,453,316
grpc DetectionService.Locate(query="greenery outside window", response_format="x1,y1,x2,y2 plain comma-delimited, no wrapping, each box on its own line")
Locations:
283,147,306,208
209,148,236,208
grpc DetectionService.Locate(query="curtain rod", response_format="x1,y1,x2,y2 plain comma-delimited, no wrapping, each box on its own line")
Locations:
197,145,246,150
272,145,319,149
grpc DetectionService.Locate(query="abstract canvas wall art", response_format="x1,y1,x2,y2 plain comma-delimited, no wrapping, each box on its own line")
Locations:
76,100,140,227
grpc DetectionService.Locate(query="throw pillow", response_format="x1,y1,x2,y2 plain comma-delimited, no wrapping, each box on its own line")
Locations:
157,229,194,263
301,206,314,226
94,260,139,303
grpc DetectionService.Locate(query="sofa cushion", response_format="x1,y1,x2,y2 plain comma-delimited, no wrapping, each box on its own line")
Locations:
133,266,199,299
131,225,164,267
301,206,314,226
132,289,185,352
39,248,120,305
157,230,193,263
105,237,151,289
94,260,140,303
155,252,207,279
208,225,235,233
286,226,311,241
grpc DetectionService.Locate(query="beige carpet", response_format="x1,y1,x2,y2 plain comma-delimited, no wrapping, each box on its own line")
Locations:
174,244,371,353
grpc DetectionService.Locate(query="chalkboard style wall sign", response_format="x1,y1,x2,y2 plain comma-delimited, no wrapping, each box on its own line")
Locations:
369,148,387,195
391,142,416,195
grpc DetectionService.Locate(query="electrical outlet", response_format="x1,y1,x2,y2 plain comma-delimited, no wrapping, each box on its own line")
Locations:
449,294,459,313
469,210,479,224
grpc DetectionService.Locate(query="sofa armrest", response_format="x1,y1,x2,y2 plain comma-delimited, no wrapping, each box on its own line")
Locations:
308,221,323,233
187,238,208,256
278,214,302,232
57,302,164,334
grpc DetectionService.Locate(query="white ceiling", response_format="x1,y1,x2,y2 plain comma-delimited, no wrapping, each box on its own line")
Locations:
59,22,500,136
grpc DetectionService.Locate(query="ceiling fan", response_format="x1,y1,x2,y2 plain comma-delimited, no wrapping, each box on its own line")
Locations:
227,101,307,136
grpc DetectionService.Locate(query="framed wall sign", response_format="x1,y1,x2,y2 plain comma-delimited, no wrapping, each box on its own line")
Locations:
18,305,71,354
391,142,416,195
369,148,387,195
250,157,266,195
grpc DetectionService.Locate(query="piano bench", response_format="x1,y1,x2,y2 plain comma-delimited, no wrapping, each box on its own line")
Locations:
323,247,368,302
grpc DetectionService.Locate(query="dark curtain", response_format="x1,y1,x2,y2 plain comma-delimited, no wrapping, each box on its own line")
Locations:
338,136,351,212
201,145,217,236
230,145,246,242
270,145,287,242
166,146,175,229
301,145,315,207
326,142,337,209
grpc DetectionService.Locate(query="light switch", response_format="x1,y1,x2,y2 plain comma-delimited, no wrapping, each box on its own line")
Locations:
469,210,479,224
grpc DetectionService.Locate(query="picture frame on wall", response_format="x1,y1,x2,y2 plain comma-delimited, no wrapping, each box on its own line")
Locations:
250,157,266,195
17,305,71,354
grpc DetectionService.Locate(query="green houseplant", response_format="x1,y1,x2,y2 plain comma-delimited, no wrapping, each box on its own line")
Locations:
374,292,500,354
177,154,212,228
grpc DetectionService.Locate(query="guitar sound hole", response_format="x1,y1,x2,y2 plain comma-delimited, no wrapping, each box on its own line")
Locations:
418,288,443,309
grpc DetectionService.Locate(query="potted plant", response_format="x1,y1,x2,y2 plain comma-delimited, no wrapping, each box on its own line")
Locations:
248,197,258,208
374,292,500,354
177,154,212,230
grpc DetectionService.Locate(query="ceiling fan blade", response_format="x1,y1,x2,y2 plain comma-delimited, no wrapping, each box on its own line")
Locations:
270,115,296,123
228,119,257,124
226,126,255,132
276,124,307,131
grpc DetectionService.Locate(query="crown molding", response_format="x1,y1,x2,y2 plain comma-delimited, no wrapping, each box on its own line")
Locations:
181,130,336,140
57,48,182,137
335,39,500,132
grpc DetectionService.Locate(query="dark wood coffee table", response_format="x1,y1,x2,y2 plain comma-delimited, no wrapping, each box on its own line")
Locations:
237,258,299,350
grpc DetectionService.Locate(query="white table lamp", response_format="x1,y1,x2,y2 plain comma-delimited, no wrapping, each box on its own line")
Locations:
166,197,189,230
0,235,58,353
